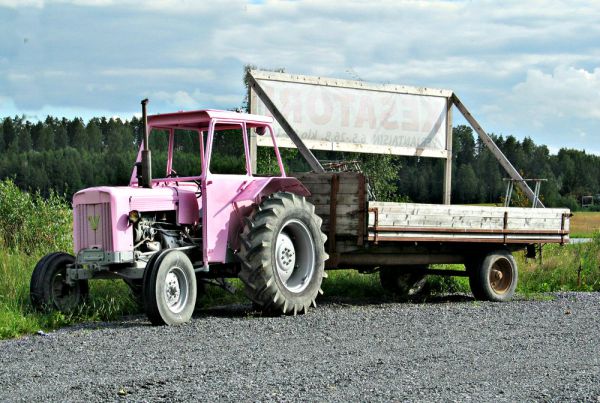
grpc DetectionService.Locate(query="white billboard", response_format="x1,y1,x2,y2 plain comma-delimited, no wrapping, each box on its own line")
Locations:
250,71,452,158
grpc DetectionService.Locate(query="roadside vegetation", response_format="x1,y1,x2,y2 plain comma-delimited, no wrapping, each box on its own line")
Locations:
1,178,600,339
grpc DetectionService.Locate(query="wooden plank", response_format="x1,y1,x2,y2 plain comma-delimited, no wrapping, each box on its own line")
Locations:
250,69,453,99
297,183,360,196
320,222,358,235
368,209,567,221
357,173,366,245
368,232,567,244
367,206,568,221
328,174,339,254
369,201,567,215
308,194,360,206
315,204,361,216
370,215,564,230
293,173,361,183
322,217,359,228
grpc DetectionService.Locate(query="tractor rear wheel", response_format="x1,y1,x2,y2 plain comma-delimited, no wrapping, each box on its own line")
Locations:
30,252,88,312
238,192,328,315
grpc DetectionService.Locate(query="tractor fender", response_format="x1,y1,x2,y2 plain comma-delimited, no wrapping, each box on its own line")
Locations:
232,177,310,205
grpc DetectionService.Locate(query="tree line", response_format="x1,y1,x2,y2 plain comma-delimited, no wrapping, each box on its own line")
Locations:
0,115,599,210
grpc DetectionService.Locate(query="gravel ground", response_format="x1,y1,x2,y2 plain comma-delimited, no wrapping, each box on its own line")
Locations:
1,292,600,402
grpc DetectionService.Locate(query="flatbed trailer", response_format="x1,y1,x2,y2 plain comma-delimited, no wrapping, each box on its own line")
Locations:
294,172,570,300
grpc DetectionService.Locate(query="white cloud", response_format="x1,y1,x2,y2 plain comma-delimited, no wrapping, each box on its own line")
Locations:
512,66,600,120
1,0,600,154
100,68,216,81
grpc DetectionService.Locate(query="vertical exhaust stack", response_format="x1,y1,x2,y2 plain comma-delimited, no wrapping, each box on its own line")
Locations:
140,98,152,188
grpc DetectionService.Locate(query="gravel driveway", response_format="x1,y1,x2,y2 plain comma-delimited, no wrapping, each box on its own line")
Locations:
1,292,599,402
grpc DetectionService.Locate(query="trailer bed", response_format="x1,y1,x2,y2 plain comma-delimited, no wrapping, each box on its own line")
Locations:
368,201,569,244
293,172,570,268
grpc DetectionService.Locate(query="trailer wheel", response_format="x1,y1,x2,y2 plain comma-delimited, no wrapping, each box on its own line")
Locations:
469,250,518,302
238,192,328,315
30,252,88,312
143,250,197,325
379,266,427,299
466,261,485,300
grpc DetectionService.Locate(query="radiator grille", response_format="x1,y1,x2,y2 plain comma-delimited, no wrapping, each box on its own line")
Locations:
74,203,113,252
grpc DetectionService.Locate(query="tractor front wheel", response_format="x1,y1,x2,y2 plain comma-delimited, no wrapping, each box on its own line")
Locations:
143,250,197,325
30,252,88,312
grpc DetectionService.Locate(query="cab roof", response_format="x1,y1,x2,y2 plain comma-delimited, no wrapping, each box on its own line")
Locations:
147,109,273,131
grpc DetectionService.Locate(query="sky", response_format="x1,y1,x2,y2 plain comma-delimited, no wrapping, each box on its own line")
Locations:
1,0,599,155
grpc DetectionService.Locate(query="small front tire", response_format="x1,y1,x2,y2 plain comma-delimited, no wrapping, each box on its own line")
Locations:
143,250,197,326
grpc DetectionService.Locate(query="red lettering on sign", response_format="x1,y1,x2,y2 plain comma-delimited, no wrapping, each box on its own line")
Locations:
335,92,353,127
307,88,333,125
380,97,399,130
280,88,303,124
401,98,419,132
355,96,376,129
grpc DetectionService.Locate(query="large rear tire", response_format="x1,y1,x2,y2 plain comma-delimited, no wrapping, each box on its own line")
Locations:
30,252,88,312
238,192,328,315
379,266,427,300
143,250,197,326
469,250,518,302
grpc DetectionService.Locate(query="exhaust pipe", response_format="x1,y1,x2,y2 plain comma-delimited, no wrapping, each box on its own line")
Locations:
140,98,152,188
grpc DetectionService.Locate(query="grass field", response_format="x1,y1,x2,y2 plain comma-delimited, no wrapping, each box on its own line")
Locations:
570,211,600,237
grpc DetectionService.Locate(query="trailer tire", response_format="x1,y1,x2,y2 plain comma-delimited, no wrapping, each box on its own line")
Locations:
469,250,518,302
143,250,197,326
379,266,427,300
30,252,88,312
466,261,486,300
238,192,328,315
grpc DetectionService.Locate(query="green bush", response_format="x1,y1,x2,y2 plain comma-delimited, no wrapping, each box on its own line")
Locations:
0,179,72,254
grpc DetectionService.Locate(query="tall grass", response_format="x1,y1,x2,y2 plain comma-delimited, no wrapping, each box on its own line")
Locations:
518,233,600,293
0,179,139,338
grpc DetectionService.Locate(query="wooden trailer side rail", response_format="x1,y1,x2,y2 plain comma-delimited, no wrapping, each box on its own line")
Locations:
367,204,571,245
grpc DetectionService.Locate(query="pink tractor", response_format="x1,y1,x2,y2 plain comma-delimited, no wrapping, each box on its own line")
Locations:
30,100,328,325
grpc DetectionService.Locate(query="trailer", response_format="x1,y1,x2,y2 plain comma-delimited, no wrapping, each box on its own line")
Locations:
292,171,568,300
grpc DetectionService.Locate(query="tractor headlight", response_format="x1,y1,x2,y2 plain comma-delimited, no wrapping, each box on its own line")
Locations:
128,210,140,224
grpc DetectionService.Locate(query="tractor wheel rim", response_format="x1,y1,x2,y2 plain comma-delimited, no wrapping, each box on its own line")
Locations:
489,258,513,294
164,267,188,313
275,219,315,293
50,270,77,310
